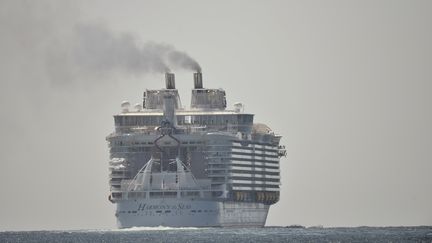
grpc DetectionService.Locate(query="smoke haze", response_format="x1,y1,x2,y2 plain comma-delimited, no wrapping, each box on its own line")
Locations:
71,24,201,76
1,1,201,87
46,23,202,85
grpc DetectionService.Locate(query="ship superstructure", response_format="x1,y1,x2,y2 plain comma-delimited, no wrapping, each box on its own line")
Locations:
106,72,286,227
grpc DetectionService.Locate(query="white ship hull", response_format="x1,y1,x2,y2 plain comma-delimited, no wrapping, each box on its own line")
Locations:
107,72,285,228
116,198,269,228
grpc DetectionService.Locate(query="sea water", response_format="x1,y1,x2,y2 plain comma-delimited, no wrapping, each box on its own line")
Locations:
1,226,431,242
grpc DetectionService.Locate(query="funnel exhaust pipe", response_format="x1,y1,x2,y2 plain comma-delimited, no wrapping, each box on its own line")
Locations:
165,73,175,89
194,72,203,89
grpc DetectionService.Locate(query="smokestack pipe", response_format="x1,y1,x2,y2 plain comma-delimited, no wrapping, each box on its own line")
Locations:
194,72,203,89
165,73,175,89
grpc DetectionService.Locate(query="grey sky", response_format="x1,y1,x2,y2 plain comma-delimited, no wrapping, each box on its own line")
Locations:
0,0,431,230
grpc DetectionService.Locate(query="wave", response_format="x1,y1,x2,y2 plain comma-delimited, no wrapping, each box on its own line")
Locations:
80,226,204,232
119,226,202,231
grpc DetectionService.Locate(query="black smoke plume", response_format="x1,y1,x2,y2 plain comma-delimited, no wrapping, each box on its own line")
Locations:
74,24,201,74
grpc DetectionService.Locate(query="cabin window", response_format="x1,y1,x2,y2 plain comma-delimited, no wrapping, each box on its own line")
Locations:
185,115,192,124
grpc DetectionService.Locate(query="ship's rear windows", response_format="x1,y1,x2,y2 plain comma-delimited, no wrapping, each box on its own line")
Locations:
115,115,162,126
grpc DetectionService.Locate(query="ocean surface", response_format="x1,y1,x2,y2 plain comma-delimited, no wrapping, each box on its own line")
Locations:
1,226,432,243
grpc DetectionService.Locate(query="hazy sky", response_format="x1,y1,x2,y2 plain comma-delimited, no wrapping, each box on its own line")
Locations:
1,0,431,230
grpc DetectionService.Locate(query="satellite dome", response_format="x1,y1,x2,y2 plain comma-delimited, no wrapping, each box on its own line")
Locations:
121,101,130,112
134,103,143,112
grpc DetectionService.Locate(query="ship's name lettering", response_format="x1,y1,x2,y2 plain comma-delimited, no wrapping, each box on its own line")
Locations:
137,203,191,211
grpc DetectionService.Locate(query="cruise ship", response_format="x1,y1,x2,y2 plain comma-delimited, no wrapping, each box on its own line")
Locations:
106,72,286,227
